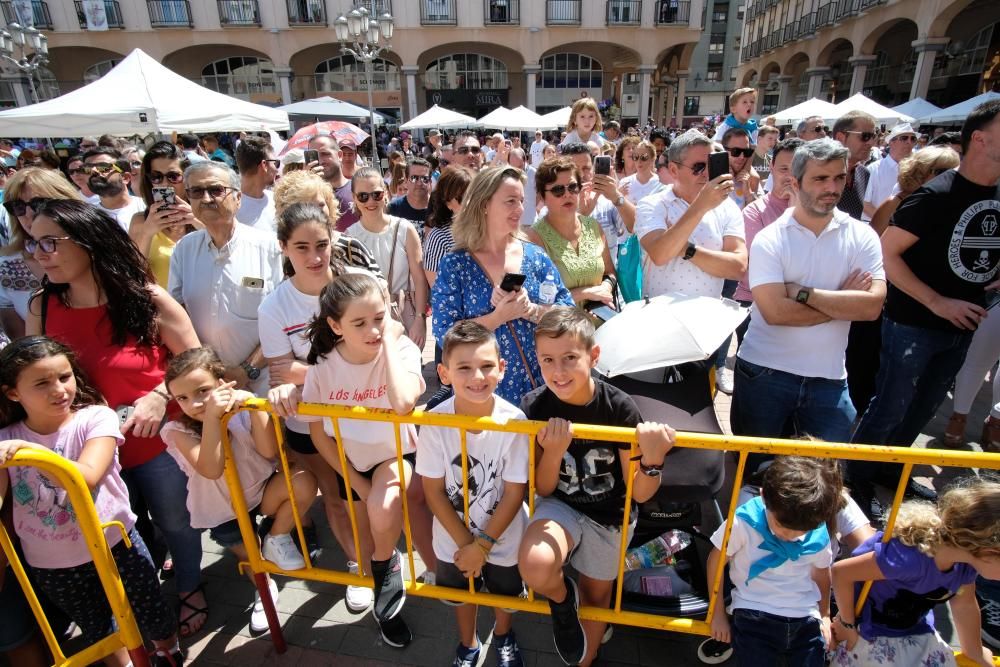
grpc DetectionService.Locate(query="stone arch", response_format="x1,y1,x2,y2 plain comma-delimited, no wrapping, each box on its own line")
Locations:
43,46,125,94
861,18,919,55
760,60,782,82
741,69,759,87
817,38,854,67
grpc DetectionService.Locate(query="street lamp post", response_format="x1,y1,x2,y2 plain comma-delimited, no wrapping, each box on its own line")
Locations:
0,23,49,105
334,2,394,170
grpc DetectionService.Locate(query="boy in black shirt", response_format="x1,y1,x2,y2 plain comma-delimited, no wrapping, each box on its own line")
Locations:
517,307,675,666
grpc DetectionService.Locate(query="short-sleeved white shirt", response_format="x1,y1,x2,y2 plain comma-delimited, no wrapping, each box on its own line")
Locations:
710,510,833,619
415,396,530,567
863,154,899,221
168,224,283,395
98,196,145,232
236,190,276,232
738,208,884,380
635,186,745,298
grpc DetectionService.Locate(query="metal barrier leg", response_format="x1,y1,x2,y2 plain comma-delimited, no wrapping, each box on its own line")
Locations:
253,573,287,653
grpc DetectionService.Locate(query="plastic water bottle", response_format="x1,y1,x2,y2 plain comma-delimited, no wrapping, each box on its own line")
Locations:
539,273,558,305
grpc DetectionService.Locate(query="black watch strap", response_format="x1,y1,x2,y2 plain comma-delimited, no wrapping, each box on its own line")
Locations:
683,242,697,260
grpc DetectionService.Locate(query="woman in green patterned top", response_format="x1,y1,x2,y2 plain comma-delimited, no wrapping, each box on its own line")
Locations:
525,157,616,308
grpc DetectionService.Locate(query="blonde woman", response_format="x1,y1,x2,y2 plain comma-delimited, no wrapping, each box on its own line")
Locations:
431,166,574,404
870,146,960,236
561,97,610,148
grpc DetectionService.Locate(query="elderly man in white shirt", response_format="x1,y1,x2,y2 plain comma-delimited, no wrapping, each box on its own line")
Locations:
169,162,283,395
733,138,886,448
863,122,917,221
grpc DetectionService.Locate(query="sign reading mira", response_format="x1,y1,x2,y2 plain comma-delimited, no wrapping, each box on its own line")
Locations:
427,89,509,115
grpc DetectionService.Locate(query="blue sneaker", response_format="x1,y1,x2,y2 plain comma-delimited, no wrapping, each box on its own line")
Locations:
452,642,481,667
493,630,524,667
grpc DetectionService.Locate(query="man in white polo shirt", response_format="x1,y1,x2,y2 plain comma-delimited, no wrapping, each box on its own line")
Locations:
732,138,886,445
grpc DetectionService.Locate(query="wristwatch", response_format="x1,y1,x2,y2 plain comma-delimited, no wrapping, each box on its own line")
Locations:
639,459,664,477
683,242,698,261
240,360,261,381
795,288,811,304
615,194,625,207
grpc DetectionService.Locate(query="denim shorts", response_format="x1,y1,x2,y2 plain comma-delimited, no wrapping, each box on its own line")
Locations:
208,505,261,548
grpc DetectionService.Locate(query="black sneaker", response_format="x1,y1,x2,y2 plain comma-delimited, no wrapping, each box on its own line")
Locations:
452,642,481,667
493,630,524,667
979,594,1000,650
697,638,733,664
548,576,587,666
152,649,186,667
376,613,412,648
902,479,938,502
373,550,406,622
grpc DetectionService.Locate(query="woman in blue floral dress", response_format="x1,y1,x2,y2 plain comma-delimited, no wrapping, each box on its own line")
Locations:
432,166,573,405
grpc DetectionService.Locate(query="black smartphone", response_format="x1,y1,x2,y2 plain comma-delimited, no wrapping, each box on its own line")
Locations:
595,155,612,176
152,187,176,207
708,151,730,180
303,149,319,164
499,273,527,292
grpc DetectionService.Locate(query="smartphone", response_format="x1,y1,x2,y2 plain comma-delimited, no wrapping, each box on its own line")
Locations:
987,290,1000,310
303,149,319,164
241,276,264,289
595,155,612,176
708,151,730,180
116,405,135,428
499,273,527,292
152,187,176,207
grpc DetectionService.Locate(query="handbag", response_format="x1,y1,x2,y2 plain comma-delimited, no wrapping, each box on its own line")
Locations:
385,219,417,332
617,234,644,303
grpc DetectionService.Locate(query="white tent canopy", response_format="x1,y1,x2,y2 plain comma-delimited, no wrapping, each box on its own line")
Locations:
917,91,1000,125
892,98,941,122
771,98,840,125
476,106,511,128
399,104,480,130
538,106,571,130
280,96,387,124
829,93,913,127
478,105,550,131
0,48,289,137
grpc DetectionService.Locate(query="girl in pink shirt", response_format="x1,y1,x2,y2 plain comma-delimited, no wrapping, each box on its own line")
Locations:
0,336,181,667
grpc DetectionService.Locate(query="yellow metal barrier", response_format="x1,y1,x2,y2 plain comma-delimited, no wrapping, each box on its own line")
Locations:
223,398,1000,666
0,448,151,667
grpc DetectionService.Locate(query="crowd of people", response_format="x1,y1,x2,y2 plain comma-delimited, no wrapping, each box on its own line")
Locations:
0,91,996,667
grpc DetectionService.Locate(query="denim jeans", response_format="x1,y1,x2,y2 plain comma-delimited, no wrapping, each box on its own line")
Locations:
849,318,973,487
731,608,826,667
121,450,203,593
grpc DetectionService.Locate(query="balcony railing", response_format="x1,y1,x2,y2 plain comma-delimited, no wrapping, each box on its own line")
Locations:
607,0,641,25
75,0,124,28
797,11,815,37
815,1,833,27
0,0,52,29
353,0,391,14
782,22,794,41
218,0,260,25
420,0,456,24
146,0,192,27
654,0,690,24
286,0,325,25
484,0,518,24
547,0,580,24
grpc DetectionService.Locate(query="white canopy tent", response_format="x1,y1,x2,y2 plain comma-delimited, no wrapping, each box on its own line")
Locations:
539,106,571,130
279,96,387,124
478,105,550,131
476,106,512,128
828,93,913,127
917,91,1000,125
892,98,941,122
399,104,480,130
771,98,840,125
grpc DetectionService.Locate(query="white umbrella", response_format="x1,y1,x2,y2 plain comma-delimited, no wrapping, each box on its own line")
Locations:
489,105,551,132
477,106,512,128
771,98,840,125
399,104,480,130
892,98,941,123
279,96,387,124
918,91,1000,125
829,93,913,127
538,106,571,130
594,294,749,377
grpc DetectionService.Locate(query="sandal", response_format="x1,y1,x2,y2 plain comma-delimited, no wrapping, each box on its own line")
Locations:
983,416,1000,453
177,584,209,638
160,556,175,580
942,412,968,448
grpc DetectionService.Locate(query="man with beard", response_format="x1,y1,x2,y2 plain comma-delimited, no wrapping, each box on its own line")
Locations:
831,110,877,219
83,148,145,231
387,157,432,232
308,134,355,231
235,137,279,232
732,138,885,445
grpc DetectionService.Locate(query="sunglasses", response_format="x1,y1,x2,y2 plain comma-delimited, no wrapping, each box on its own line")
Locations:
408,175,432,184
4,196,50,217
264,159,281,169
632,153,653,162
725,148,755,158
812,125,830,133
672,161,708,175
186,185,234,199
845,131,876,142
356,190,385,203
68,166,91,175
545,182,582,197
456,146,482,155
87,163,123,175
25,235,72,254
149,171,184,184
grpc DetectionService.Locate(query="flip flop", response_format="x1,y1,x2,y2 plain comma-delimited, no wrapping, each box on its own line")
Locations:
178,584,208,638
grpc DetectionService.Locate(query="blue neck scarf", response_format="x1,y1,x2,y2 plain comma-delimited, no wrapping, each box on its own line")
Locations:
724,114,759,137
735,496,829,584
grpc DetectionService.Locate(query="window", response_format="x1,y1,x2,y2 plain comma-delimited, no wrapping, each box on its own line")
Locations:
84,59,121,84
201,56,277,100
33,66,59,101
709,34,726,55
315,55,399,92
712,8,728,21
0,80,17,108
706,67,722,82
424,53,508,90
684,96,700,115
540,53,603,90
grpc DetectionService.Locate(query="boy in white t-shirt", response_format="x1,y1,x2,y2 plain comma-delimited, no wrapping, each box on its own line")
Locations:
707,456,842,666
416,321,529,667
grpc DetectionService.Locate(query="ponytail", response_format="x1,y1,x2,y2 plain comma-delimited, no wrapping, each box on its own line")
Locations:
306,273,384,364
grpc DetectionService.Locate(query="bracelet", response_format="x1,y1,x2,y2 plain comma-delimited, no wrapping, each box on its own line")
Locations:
835,615,856,630
474,540,491,557
476,531,497,546
152,388,170,401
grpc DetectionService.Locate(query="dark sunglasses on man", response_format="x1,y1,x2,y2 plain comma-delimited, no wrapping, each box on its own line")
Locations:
408,175,432,184
456,146,482,155
726,147,755,159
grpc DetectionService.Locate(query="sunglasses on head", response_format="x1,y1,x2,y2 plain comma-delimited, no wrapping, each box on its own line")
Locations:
545,182,582,197
456,146,482,155
845,130,876,142
4,196,50,217
356,190,385,203
672,161,708,175
87,163,122,175
149,171,184,184
408,175,432,184
726,147,755,158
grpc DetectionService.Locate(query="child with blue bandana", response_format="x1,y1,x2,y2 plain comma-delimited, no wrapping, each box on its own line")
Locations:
712,88,760,144
706,456,843,666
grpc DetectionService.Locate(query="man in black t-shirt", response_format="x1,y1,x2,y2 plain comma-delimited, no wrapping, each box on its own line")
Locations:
850,100,1000,508
386,157,431,236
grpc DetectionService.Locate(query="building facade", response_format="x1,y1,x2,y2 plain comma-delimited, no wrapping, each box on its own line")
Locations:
734,0,1000,112
679,0,746,123
0,0,718,128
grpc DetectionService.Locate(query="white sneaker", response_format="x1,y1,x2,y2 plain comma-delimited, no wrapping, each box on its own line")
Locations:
419,570,436,586
249,577,279,633
715,367,734,395
345,561,373,612
262,533,305,570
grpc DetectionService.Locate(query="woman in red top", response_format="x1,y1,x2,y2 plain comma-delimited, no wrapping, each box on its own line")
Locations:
25,199,208,637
